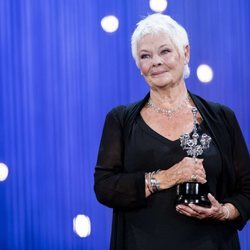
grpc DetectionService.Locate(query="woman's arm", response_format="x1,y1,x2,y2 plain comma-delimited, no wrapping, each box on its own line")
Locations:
94,107,146,209
221,107,250,228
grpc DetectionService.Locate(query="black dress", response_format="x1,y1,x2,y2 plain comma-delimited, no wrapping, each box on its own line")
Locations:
94,93,250,250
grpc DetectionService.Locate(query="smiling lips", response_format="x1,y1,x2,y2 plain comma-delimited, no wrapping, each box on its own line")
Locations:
151,70,166,76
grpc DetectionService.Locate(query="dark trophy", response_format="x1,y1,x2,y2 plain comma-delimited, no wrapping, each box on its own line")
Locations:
175,108,212,207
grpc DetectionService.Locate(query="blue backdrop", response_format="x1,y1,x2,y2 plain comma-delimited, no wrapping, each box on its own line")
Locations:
0,0,249,249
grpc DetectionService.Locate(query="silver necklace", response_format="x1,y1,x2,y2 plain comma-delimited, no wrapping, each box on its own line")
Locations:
146,93,190,118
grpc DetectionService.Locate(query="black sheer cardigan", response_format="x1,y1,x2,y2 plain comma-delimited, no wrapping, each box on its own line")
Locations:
94,92,250,245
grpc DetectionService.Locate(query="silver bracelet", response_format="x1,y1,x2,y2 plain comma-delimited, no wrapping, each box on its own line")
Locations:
146,170,162,193
222,205,230,220
145,173,153,194
149,172,158,193
153,170,162,191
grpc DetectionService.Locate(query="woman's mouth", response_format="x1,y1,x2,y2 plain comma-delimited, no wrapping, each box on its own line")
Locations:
151,71,166,76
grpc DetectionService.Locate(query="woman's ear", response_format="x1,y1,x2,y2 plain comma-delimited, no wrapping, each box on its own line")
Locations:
184,45,190,64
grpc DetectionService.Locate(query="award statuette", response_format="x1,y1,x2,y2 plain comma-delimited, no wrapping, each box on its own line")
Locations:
175,108,212,207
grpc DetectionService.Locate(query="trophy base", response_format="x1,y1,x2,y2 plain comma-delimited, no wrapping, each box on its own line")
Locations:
175,182,211,208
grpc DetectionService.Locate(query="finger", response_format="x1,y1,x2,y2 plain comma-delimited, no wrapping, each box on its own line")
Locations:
195,175,207,184
187,173,206,183
177,209,195,218
176,205,200,217
188,203,208,214
194,158,204,163
194,164,206,174
207,193,219,206
195,159,204,166
188,203,216,219
194,169,206,179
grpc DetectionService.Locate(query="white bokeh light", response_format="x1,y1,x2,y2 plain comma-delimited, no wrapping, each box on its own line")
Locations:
0,162,9,181
73,214,91,238
101,15,119,33
149,0,168,12
196,64,214,83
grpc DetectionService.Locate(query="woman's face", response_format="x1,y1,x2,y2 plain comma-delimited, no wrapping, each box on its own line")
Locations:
137,33,189,89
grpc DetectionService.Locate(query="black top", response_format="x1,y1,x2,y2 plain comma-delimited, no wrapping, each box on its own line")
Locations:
124,115,236,250
94,92,250,250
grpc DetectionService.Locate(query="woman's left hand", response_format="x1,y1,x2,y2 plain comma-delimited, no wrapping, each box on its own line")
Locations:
176,193,227,221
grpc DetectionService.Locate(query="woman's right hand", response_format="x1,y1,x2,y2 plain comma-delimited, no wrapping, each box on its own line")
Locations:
173,157,206,184
156,157,206,190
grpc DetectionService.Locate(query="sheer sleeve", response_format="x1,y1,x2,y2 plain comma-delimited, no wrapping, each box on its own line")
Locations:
94,106,146,209
221,107,250,229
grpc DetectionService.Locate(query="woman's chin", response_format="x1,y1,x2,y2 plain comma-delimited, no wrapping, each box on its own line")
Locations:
150,79,173,88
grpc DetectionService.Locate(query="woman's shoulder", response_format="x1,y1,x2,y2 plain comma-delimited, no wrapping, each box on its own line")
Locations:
191,93,235,118
108,100,141,117
107,94,149,127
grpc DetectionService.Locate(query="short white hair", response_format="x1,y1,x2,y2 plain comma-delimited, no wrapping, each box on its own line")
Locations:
131,13,190,79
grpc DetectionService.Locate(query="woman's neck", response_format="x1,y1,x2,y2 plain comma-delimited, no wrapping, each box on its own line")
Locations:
149,82,188,109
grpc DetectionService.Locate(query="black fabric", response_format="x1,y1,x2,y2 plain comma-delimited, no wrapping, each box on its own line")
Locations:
94,92,250,250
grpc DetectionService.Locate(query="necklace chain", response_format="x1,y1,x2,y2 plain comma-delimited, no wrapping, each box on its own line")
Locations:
146,93,190,118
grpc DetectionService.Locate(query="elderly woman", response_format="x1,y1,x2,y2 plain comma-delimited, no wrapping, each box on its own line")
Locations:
94,13,250,250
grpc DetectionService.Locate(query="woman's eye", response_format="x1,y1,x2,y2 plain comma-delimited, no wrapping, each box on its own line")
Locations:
161,49,170,54
140,54,150,59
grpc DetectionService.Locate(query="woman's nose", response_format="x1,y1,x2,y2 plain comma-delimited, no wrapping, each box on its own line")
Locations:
152,55,163,66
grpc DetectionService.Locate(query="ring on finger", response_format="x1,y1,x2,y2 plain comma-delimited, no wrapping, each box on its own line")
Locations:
191,174,197,182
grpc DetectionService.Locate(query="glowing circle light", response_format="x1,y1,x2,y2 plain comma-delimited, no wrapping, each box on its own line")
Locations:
196,64,214,83
0,162,9,181
73,214,91,238
101,15,119,33
149,0,168,12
